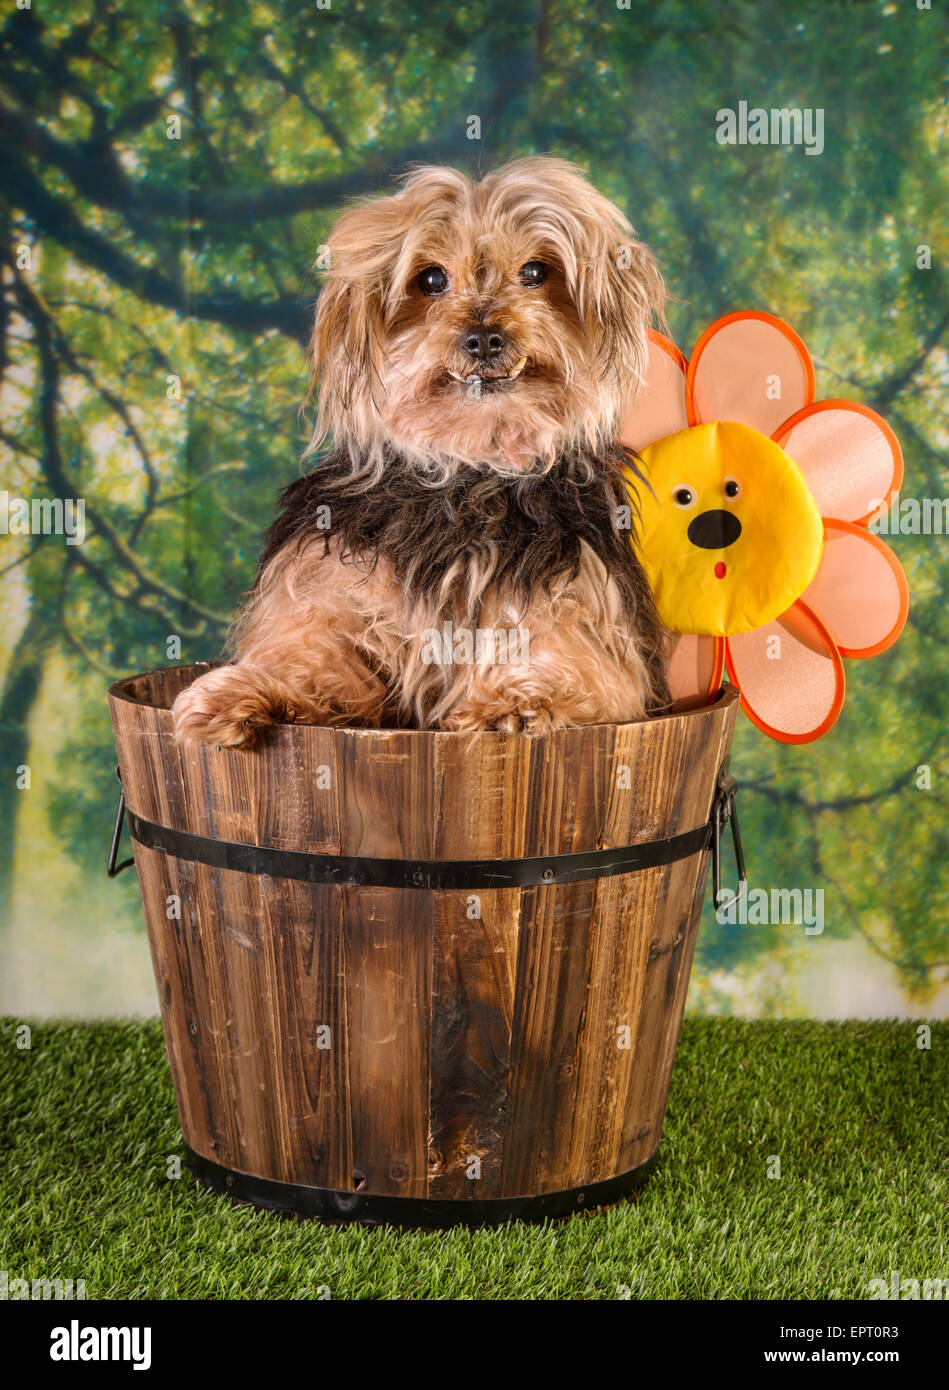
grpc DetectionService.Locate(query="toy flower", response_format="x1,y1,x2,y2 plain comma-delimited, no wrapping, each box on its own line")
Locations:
621,312,909,743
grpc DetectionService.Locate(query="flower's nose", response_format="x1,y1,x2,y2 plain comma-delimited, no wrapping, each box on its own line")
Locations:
687,509,742,550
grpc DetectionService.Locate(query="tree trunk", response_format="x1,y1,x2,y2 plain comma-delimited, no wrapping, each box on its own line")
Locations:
0,605,51,929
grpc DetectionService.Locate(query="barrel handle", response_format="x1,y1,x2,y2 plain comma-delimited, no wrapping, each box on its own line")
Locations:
107,767,135,878
105,761,747,894
712,766,747,913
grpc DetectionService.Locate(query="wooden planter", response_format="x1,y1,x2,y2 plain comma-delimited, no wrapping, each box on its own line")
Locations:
109,664,739,1227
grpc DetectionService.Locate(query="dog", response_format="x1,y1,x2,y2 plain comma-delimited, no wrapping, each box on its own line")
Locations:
172,156,671,746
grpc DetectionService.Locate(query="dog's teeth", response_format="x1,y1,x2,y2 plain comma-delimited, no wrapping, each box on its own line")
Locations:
447,358,528,385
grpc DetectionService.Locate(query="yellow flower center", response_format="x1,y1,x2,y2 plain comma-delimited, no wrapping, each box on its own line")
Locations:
627,420,824,637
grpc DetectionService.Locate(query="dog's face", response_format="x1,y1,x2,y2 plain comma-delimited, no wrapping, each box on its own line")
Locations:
310,157,665,473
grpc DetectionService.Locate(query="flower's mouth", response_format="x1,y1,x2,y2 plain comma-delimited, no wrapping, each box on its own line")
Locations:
688,508,743,549
446,355,530,391
714,561,727,580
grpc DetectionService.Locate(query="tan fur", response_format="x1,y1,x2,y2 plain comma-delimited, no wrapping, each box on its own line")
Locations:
307,156,665,477
174,537,653,746
173,157,667,746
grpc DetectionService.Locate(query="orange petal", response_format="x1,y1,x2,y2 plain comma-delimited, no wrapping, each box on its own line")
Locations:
773,399,903,526
619,330,689,451
725,600,845,743
802,519,909,658
686,310,816,434
666,632,725,710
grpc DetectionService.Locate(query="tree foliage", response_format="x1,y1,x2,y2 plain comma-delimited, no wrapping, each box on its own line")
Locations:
1,0,946,1006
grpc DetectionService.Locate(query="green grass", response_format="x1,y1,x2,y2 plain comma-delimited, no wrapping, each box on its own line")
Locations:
1,1019,945,1300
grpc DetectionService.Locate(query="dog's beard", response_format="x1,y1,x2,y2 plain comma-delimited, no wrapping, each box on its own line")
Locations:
373,328,622,476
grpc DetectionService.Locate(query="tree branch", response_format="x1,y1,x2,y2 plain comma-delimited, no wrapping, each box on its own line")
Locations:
11,268,231,633
743,760,942,814
868,305,949,413
0,92,476,232
4,148,310,341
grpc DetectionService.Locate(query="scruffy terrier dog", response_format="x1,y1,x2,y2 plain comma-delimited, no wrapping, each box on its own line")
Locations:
173,156,670,745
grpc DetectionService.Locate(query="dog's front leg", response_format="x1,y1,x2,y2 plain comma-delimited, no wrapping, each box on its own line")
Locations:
437,574,655,734
172,642,391,747
171,662,309,748
172,545,393,746
439,644,646,735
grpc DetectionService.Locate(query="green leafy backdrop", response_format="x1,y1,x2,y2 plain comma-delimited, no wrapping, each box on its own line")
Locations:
1,0,946,1016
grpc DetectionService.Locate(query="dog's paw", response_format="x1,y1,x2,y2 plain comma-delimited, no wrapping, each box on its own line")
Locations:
172,668,297,749
440,697,558,737
490,702,556,737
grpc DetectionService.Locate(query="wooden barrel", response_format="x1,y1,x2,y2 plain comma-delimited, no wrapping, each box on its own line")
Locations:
109,664,739,1227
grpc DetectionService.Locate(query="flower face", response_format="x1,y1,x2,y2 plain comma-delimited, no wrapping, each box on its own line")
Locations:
637,420,823,637
621,313,908,743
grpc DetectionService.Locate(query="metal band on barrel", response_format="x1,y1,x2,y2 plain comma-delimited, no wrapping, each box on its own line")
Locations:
122,804,715,890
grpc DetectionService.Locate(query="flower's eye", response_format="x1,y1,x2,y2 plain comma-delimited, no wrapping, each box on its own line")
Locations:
418,265,450,296
672,485,696,509
518,260,547,288
723,477,741,499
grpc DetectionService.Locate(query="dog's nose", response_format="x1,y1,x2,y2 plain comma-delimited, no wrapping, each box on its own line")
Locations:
687,509,743,549
459,324,507,362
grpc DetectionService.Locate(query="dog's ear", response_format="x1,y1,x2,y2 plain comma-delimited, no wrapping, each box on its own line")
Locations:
592,232,667,386
307,167,471,452
570,201,666,394
488,158,666,398
307,199,396,452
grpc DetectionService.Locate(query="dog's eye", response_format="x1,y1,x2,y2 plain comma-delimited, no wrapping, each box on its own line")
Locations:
418,265,450,296
672,485,696,509
723,477,742,499
519,260,547,288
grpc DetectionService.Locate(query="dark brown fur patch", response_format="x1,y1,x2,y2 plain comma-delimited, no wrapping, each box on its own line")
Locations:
257,446,670,711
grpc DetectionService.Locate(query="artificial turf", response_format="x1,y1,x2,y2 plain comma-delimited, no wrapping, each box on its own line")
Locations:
1,1018,945,1300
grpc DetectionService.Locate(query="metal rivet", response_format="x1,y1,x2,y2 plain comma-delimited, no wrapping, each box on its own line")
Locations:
542,867,554,882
